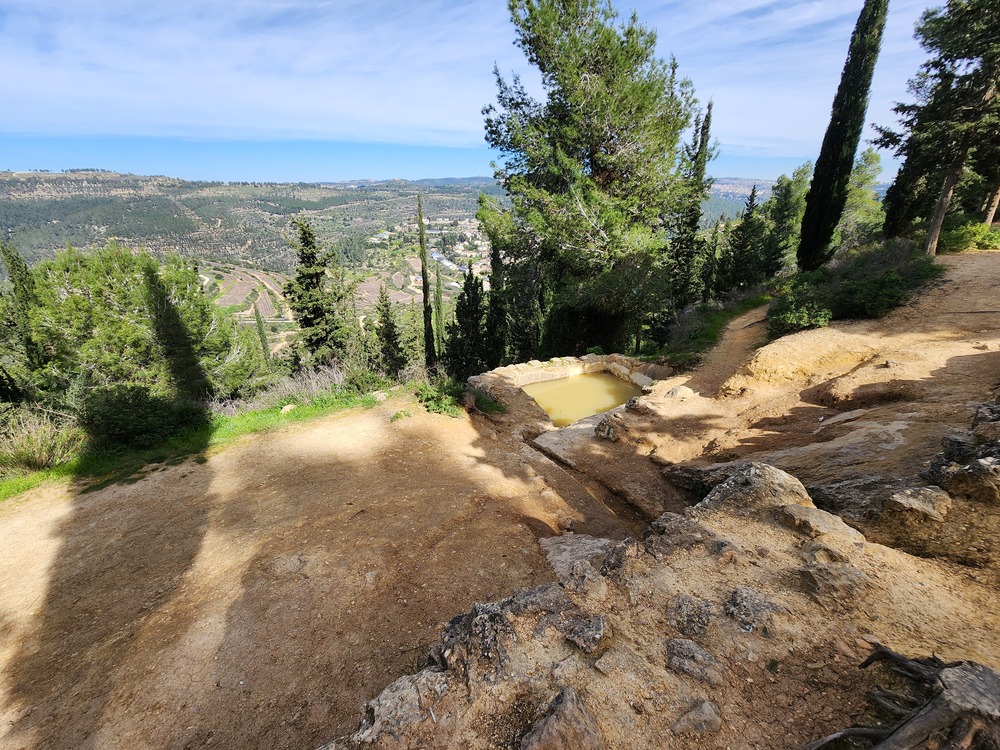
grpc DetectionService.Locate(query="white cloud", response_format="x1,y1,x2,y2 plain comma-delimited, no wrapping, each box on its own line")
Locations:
0,0,932,163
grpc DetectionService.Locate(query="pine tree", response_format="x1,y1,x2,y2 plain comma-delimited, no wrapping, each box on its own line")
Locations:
484,0,699,354
762,162,812,277
444,269,487,381
798,0,889,271
374,283,407,379
416,195,436,368
283,218,353,366
877,0,998,254
728,186,769,288
0,241,40,373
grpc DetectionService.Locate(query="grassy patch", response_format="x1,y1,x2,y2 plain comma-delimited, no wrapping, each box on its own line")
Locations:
660,294,772,368
0,391,378,502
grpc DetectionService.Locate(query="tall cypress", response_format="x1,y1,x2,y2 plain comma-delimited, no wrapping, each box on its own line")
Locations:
416,195,436,368
433,262,445,358
798,0,889,271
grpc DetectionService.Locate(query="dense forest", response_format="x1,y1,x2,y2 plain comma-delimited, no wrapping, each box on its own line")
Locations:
1,0,997,483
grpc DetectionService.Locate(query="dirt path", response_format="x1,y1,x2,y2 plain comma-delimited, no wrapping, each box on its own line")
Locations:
1,252,999,750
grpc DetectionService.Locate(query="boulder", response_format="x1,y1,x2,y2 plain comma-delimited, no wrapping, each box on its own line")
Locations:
779,504,865,542
941,458,1000,504
556,614,610,654
666,594,715,637
353,670,450,744
696,463,814,515
540,535,613,584
883,487,951,522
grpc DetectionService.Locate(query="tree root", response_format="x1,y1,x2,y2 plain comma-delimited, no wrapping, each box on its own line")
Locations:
804,642,1000,749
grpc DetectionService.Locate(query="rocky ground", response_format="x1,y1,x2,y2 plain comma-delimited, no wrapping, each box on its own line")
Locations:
1,251,998,750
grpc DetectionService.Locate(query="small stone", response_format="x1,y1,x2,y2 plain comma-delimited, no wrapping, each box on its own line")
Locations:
520,687,602,750
280,403,297,414
671,700,722,735
801,563,870,605
594,413,628,441
557,615,609,654
666,595,714,637
666,385,695,400
665,639,726,686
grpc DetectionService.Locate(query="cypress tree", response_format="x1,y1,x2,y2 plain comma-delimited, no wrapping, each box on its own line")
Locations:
416,195,436,368
433,262,445,358
374,283,407,379
253,302,271,367
0,240,40,374
798,0,889,271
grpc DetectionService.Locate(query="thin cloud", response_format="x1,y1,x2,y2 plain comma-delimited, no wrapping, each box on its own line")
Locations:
0,0,933,173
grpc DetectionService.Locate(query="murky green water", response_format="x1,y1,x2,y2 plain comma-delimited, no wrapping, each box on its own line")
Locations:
521,372,642,427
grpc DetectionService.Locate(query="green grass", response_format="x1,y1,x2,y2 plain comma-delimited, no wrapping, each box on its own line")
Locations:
0,391,378,502
661,294,771,368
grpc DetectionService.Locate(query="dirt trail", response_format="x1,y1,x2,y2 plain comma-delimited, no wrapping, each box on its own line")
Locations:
1,252,999,750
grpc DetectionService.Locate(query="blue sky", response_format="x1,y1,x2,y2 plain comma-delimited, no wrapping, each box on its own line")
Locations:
0,0,930,182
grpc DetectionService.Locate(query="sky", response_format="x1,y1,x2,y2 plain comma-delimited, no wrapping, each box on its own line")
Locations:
0,0,932,182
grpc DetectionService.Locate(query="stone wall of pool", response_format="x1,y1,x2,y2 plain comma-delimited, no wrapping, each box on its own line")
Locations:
468,353,672,396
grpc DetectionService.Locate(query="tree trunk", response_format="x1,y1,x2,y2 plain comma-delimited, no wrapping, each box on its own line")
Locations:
983,178,1000,226
924,144,970,256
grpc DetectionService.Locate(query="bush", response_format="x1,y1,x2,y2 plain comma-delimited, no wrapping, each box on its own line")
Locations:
0,409,85,475
472,389,507,414
767,240,943,337
80,385,207,448
415,379,462,417
938,222,1000,254
767,279,832,338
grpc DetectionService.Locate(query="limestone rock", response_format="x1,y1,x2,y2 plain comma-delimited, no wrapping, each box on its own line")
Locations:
801,563,870,605
594,413,628,442
520,687,602,750
540,535,613,584
280,403,297,414
697,463,814,515
724,587,778,633
664,639,726,686
661,463,738,500
666,594,714,637
353,670,450,744
883,487,951,522
624,396,653,414
646,514,719,559
671,700,722,735
807,475,903,520
564,560,608,599
941,457,1000,504
779,504,865,542
557,614,609,654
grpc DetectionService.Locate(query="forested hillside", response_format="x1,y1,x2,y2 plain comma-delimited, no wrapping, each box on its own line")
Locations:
0,171,505,273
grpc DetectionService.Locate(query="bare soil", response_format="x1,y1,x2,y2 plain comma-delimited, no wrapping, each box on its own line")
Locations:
1,251,999,750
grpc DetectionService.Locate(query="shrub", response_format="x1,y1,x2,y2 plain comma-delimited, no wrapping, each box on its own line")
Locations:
0,409,85,474
472,389,507,414
938,222,1000,254
79,385,207,448
828,239,941,319
767,280,832,338
415,379,462,417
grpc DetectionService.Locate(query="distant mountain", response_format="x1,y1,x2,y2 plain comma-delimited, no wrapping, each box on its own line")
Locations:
1,170,786,277
0,170,504,273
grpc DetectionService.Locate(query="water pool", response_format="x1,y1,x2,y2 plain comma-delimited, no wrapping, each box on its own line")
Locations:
521,372,642,427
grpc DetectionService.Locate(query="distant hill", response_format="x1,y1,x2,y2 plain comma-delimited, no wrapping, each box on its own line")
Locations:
1,170,779,276
0,171,503,273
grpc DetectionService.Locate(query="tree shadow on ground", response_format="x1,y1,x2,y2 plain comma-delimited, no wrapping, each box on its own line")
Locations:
3,269,215,749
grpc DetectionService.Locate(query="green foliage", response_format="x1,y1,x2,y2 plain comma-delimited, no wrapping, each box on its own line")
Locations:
415,379,462,417
390,409,413,422
444,270,488,381
799,0,889,271
766,277,833,338
283,218,356,366
767,240,942,336
938,222,1000,253
472,389,507,414
79,384,207,448
484,0,700,354
0,409,85,475
835,148,886,252
374,283,408,378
